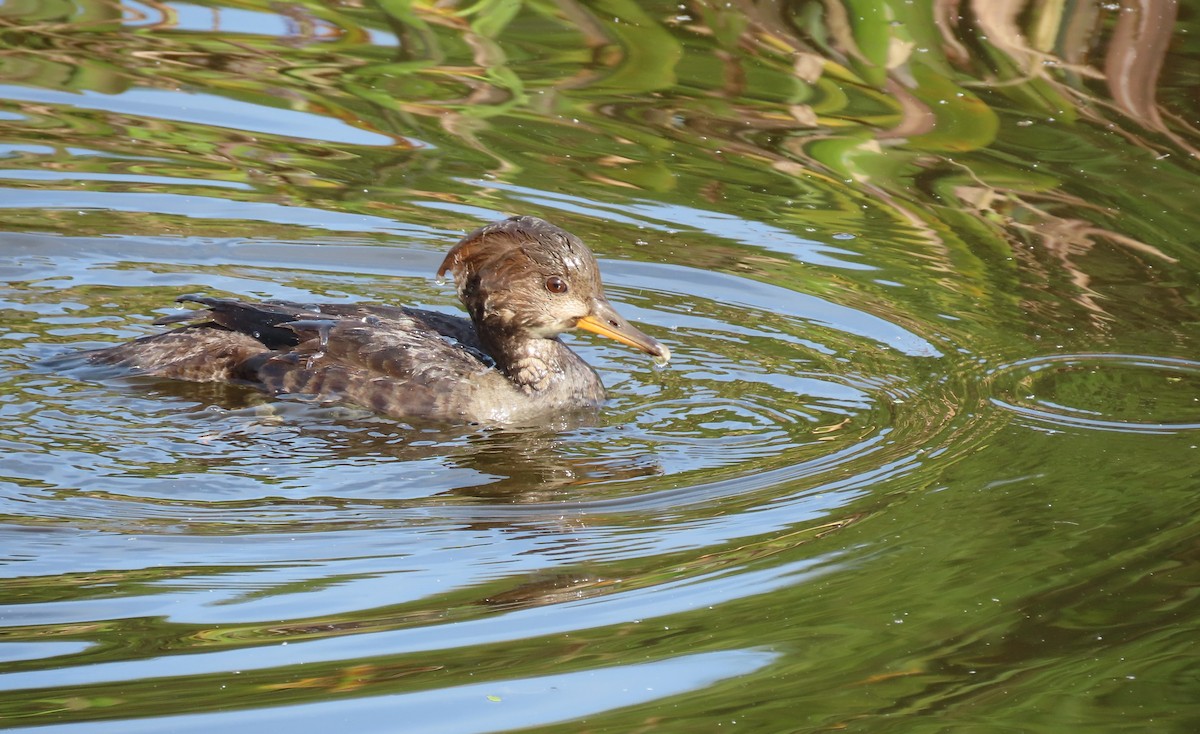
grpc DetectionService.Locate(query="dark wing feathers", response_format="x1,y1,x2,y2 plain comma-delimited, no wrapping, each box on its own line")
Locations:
170,295,321,350
157,296,483,353
255,316,506,421
275,302,483,353
86,295,508,421
85,325,270,382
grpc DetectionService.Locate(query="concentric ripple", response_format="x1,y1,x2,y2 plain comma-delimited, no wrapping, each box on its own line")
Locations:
1,233,993,521
0,230,996,731
986,353,1200,434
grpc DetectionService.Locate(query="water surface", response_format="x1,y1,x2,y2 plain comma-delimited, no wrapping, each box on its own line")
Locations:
1,1,1199,731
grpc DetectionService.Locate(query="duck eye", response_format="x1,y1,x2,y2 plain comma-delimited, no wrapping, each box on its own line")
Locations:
545,276,568,294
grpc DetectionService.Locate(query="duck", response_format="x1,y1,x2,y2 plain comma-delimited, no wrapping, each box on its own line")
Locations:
84,215,670,425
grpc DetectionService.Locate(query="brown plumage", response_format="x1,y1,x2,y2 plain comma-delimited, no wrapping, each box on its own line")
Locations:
82,216,670,425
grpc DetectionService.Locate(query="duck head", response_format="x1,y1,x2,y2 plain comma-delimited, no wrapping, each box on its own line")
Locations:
438,216,670,363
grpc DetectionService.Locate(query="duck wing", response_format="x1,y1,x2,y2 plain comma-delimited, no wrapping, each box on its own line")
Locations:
254,314,507,421
90,295,510,421
271,301,483,353
85,323,273,383
152,296,482,352
87,295,338,381
151,295,322,350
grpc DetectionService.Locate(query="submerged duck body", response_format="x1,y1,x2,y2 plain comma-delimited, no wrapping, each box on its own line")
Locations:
85,216,670,425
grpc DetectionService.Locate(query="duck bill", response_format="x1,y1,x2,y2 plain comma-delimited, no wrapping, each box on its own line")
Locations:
576,299,671,364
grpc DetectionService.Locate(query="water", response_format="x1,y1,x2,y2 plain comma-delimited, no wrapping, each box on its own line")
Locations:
2,1,1199,731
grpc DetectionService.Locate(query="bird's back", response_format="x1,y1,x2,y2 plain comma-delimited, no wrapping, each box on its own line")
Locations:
84,296,528,423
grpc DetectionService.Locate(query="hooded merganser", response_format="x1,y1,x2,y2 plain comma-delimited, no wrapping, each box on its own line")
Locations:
82,216,669,425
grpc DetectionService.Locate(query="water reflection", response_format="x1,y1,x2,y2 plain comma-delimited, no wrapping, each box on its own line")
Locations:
11,227,961,516
1,0,1198,731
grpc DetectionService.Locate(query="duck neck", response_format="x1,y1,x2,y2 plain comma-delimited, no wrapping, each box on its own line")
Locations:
478,323,604,400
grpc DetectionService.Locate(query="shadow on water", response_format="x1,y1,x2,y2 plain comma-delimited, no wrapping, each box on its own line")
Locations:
1,0,1199,732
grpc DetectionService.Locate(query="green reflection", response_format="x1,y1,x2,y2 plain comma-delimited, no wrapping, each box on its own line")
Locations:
1,0,1199,731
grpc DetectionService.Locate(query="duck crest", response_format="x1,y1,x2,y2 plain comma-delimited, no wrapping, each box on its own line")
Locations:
440,217,591,292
